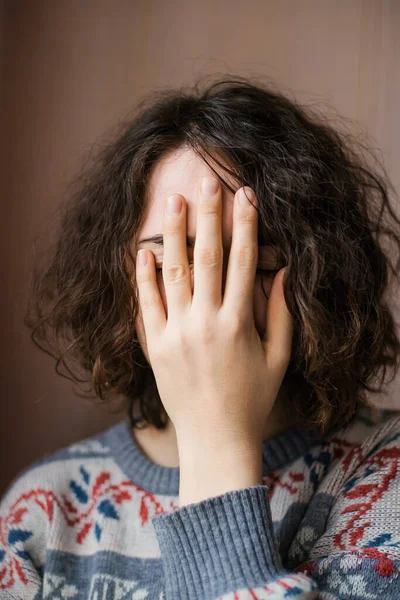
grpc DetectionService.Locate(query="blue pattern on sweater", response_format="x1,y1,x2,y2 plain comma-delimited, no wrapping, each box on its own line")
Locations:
1,405,400,599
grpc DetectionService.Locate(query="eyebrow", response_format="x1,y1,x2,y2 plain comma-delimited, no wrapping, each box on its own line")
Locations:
138,233,268,247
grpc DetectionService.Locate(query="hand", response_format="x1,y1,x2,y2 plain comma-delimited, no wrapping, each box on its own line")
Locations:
135,176,293,485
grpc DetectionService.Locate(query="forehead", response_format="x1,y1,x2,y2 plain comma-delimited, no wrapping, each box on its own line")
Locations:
138,146,238,250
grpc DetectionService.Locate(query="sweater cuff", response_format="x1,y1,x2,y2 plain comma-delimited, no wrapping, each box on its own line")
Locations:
151,484,288,600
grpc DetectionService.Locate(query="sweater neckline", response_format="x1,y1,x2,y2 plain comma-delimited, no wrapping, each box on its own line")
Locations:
102,416,323,496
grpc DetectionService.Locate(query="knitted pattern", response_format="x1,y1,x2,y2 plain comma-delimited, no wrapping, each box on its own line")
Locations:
1,404,400,599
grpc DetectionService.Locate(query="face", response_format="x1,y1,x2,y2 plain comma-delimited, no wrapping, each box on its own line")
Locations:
134,145,279,365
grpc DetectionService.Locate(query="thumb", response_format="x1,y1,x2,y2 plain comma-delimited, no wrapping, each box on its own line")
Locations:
262,267,293,366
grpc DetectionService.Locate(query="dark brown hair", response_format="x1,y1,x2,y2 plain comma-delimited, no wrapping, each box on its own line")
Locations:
25,74,400,434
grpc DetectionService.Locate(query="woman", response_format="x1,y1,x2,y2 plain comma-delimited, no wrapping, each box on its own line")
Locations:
1,74,400,599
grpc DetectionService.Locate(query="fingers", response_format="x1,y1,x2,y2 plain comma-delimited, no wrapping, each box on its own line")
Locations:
191,176,224,311
135,247,167,345
162,193,192,320
136,177,260,343
135,192,192,343
221,187,258,322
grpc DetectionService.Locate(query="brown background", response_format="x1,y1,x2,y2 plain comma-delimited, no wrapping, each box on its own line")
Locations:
1,0,399,495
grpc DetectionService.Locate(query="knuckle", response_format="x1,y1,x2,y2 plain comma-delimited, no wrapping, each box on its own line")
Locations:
229,313,246,335
196,247,222,268
166,329,184,350
188,312,216,345
152,331,180,361
240,209,257,223
140,292,159,312
199,201,220,216
164,263,187,283
136,271,150,285
196,322,216,345
236,245,257,270
179,331,192,353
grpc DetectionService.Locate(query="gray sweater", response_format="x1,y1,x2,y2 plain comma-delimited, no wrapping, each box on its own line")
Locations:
1,404,400,599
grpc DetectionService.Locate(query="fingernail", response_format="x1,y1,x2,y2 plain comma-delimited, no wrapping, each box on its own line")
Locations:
239,187,255,206
167,194,182,215
201,176,219,196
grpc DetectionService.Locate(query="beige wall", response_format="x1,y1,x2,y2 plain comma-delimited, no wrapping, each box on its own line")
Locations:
1,0,399,494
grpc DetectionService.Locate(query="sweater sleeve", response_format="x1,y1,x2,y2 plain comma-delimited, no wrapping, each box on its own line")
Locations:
151,429,400,600
152,484,318,599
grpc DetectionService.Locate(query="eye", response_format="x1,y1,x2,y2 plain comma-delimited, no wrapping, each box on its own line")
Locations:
155,262,195,275
155,264,194,272
156,266,279,275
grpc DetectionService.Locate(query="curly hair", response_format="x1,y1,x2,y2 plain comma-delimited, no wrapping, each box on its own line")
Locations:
25,73,400,435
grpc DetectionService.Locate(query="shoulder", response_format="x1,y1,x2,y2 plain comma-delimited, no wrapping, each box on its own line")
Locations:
308,404,400,555
332,404,400,523
289,407,400,595
0,418,136,598
332,402,400,444
0,418,130,562
327,403,400,476
1,418,120,502
303,403,400,478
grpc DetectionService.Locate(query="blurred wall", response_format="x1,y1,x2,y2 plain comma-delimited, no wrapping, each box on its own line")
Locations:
1,0,399,494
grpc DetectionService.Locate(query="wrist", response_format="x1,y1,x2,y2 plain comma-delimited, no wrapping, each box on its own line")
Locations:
178,440,263,506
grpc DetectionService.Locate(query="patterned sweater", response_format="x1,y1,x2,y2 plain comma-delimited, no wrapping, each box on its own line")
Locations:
1,404,400,599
